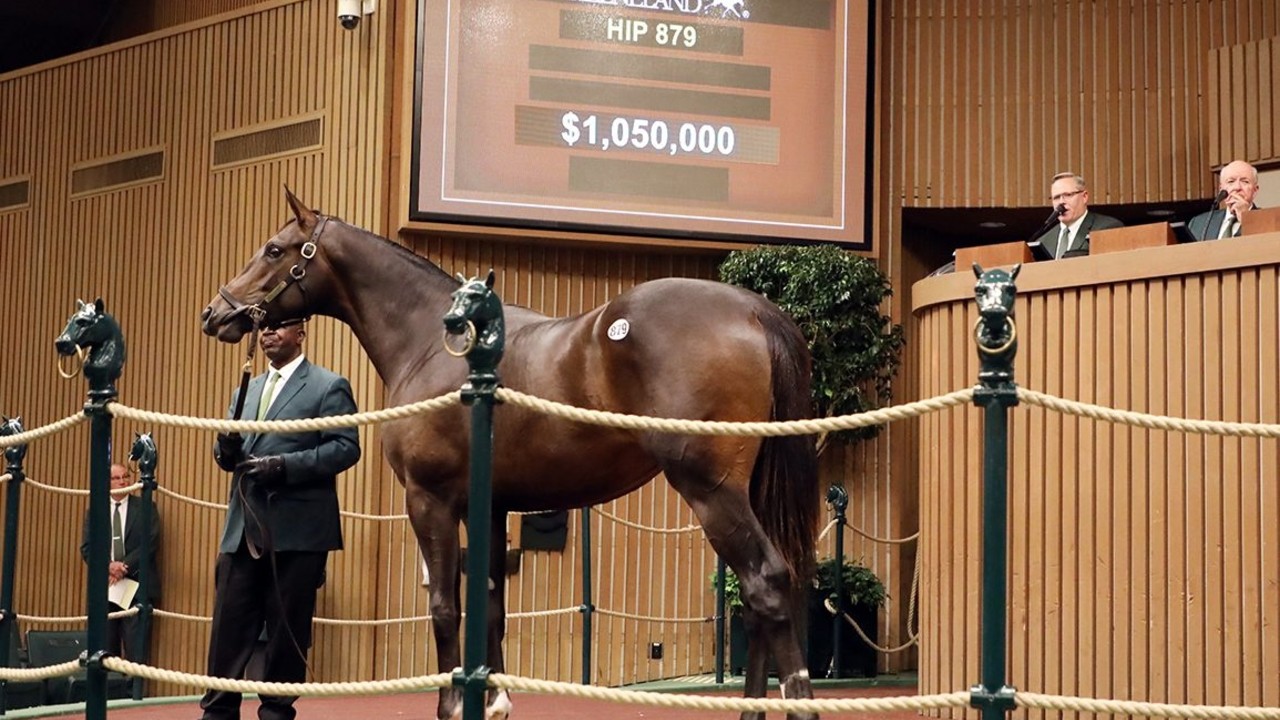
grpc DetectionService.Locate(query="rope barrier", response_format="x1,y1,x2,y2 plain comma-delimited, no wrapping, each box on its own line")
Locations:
0,660,82,681
594,608,713,624
1019,388,1280,437
591,507,701,534
156,485,227,510
101,657,454,697
107,392,461,432
495,387,975,436
15,606,139,624
0,412,87,449
487,675,970,713
1017,691,1280,719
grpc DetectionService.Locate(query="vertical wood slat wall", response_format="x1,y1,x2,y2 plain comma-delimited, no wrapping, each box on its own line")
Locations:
914,256,1280,718
1206,35,1280,168
0,0,905,692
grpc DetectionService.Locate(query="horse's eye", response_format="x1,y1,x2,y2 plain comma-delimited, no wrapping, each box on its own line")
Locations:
74,317,90,327
264,244,284,259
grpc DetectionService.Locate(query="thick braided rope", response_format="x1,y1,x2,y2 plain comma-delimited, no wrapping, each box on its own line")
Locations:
16,606,138,624
847,524,919,545
0,412,87,449
591,507,700,534
487,675,969,713
162,480,408,520
101,656,453,696
0,473,9,484
154,608,212,624
594,608,713,624
1018,691,1280,719
107,391,461,432
22,478,144,498
157,485,227,510
1019,388,1280,437
495,387,975,436
816,518,839,542
828,558,921,654
0,660,81,681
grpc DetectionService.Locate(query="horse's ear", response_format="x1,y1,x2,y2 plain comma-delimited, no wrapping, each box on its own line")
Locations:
75,298,87,311
283,186,317,229
455,272,466,284
972,263,984,279
1011,263,1022,280
485,269,495,289
94,297,104,314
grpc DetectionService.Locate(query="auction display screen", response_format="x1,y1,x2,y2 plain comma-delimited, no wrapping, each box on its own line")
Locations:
411,0,872,247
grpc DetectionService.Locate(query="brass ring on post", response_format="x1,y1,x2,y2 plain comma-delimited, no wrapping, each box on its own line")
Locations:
57,346,85,379
974,316,1017,355
442,321,477,358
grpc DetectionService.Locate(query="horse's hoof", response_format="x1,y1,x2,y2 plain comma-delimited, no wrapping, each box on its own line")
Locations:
485,690,513,720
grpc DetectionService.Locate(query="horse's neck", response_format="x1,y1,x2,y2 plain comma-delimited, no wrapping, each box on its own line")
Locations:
326,227,458,388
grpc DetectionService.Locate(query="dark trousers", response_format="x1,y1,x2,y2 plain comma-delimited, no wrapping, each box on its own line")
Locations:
105,601,140,660
199,543,327,720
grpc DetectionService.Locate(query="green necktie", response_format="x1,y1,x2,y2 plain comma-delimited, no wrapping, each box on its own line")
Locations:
256,371,280,421
1057,226,1071,259
111,501,125,561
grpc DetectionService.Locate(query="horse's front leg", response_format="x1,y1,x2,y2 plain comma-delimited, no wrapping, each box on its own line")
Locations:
407,487,464,720
483,513,512,720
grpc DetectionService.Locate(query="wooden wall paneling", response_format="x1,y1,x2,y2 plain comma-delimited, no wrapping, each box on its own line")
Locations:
1162,278,1187,705
1260,269,1280,708
1238,269,1262,703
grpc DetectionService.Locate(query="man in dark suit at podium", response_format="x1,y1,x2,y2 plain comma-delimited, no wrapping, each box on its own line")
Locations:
1032,172,1124,259
1188,159,1260,241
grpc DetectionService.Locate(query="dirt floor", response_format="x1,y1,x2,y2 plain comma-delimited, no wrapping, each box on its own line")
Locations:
29,684,927,720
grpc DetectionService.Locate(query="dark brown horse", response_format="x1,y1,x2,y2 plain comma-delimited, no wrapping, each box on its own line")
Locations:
201,191,821,720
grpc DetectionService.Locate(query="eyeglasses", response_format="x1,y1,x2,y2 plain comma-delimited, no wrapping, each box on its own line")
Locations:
1050,190,1084,203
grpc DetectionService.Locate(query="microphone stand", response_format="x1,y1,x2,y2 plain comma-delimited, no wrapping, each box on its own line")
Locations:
1200,190,1229,242
1026,205,1066,261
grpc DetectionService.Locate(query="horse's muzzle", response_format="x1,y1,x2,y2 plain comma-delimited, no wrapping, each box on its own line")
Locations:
200,303,252,342
54,336,77,356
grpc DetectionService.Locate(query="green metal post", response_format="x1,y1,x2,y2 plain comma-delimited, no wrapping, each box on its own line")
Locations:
579,506,592,685
54,299,125,720
130,434,158,700
714,558,725,684
445,276,505,720
827,485,849,679
968,265,1020,720
0,418,28,715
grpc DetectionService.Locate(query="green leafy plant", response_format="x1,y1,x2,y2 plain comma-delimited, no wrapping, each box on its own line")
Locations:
813,556,886,609
712,558,885,615
719,244,904,449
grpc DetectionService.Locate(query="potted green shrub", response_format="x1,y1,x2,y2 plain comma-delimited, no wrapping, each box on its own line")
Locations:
714,558,886,677
808,557,887,678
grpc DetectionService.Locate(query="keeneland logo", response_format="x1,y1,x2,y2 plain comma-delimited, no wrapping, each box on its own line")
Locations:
572,0,750,18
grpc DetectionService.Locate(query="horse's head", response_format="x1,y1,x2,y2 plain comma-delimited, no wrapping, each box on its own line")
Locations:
201,188,335,343
55,298,126,385
972,263,1019,322
129,432,158,475
442,270,505,366
0,416,26,467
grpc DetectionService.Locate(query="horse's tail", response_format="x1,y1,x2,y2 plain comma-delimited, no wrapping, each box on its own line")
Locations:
752,307,819,586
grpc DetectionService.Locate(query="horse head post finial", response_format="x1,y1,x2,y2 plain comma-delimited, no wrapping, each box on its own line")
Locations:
443,269,505,393
973,265,1019,393
54,298,126,402
0,416,27,469
130,432,158,490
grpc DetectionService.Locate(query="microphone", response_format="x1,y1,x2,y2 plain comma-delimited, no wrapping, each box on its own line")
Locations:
1200,189,1230,242
1026,205,1067,260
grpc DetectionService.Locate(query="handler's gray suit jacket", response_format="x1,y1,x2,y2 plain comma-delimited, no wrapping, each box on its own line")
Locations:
1032,211,1125,259
214,358,360,554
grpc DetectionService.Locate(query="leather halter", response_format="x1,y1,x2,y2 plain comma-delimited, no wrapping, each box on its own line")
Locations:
217,215,329,327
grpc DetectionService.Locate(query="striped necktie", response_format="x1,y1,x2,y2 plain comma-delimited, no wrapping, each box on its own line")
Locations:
1057,226,1071,259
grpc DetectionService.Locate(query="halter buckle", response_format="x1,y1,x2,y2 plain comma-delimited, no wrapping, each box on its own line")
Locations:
301,241,317,259
289,264,307,281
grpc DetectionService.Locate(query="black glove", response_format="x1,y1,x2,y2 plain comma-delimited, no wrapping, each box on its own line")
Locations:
214,433,244,472
236,455,286,488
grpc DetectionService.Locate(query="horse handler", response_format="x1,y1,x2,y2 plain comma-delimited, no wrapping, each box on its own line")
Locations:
200,317,361,720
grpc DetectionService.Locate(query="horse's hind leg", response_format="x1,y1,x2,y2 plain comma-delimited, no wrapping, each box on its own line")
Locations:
671,474,817,720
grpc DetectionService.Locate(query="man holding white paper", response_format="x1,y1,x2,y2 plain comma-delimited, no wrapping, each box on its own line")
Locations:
79,463,161,660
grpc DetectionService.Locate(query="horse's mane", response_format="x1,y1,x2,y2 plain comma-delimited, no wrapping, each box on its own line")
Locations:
332,217,459,286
